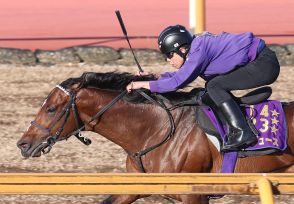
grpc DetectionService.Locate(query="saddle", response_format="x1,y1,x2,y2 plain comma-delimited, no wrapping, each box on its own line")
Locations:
193,86,287,157
195,86,272,138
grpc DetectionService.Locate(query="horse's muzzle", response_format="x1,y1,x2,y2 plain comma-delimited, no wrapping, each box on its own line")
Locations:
17,139,48,158
17,140,31,154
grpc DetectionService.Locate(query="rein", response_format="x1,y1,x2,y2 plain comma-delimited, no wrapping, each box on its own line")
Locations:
68,90,128,138
129,90,176,172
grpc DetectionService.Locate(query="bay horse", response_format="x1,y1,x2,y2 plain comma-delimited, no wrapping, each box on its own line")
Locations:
17,72,294,204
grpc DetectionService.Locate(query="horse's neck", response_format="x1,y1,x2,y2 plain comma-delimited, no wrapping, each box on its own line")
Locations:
78,89,170,153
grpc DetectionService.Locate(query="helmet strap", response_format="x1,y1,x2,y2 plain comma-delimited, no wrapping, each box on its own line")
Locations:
175,47,190,61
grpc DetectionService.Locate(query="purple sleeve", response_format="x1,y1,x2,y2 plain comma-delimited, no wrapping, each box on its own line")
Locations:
149,44,206,93
159,71,177,79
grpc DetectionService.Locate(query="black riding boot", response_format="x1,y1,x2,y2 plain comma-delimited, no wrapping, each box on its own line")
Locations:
220,99,257,151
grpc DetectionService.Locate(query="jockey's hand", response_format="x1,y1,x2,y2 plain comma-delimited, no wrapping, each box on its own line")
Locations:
136,71,160,79
126,81,150,93
136,71,151,76
126,82,133,92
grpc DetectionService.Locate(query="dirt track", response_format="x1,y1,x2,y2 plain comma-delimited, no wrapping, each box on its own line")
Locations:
0,63,293,203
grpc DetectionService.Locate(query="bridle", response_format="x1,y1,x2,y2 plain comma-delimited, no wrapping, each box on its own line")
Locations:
30,85,91,156
30,85,176,173
30,85,131,157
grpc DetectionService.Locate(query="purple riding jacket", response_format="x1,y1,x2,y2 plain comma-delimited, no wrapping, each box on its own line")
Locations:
149,32,262,93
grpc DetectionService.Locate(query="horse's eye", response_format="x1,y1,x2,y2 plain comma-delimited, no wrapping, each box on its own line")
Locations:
46,106,56,113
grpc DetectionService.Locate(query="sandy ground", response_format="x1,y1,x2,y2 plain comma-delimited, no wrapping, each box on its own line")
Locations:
0,63,293,203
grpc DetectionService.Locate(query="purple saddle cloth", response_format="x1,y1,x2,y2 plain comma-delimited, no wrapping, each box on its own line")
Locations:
244,100,287,150
202,100,288,173
203,100,287,151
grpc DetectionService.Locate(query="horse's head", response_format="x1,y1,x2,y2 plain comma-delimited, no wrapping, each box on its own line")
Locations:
17,72,158,158
17,85,84,158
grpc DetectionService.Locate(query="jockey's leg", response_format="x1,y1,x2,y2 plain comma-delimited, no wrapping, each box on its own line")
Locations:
206,47,280,151
218,98,257,151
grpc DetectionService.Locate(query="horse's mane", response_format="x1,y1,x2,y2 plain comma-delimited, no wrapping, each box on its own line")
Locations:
60,72,203,104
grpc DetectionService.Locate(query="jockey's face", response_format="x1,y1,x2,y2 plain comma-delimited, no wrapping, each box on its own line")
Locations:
166,47,187,69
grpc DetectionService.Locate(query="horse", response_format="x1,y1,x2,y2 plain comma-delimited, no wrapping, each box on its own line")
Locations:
17,72,294,204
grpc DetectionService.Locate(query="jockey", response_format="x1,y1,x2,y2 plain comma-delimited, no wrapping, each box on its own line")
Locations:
126,24,280,152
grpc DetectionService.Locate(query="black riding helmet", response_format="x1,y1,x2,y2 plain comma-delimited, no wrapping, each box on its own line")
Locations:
158,25,193,58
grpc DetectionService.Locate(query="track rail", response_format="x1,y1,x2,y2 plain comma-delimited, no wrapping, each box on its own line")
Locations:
0,173,293,204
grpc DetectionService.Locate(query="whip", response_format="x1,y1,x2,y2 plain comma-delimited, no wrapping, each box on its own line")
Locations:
115,10,144,72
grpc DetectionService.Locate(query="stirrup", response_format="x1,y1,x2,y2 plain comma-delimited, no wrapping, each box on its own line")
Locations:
222,131,258,152
222,136,257,152
247,118,259,137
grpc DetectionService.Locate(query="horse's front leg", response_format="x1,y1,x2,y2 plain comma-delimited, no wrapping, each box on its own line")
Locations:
180,194,209,204
101,156,149,204
100,195,141,204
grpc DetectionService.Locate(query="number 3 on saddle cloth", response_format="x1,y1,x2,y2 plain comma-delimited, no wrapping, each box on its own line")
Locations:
198,96,287,173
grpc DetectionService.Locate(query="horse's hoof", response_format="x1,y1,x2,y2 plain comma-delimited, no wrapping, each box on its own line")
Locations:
100,195,113,204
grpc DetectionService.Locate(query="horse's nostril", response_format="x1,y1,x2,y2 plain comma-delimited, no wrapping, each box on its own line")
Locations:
17,142,31,152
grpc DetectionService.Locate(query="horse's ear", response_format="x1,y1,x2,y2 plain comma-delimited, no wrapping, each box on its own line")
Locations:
71,83,82,92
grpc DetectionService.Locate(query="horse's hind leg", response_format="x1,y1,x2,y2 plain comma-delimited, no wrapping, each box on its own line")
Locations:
100,195,143,204
181,195,209,204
